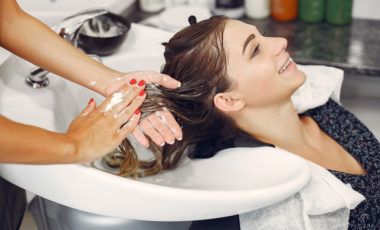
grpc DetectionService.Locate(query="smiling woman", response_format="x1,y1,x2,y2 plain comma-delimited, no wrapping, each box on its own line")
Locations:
115,16,380,229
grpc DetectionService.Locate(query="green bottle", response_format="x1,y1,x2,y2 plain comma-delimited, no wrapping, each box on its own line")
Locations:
299,0,325,23
326,0,353,25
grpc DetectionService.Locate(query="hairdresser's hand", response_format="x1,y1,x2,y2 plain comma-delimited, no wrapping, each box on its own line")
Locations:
104,71,183,148
103,71,181,95
135,109,182,147
66,83,145,163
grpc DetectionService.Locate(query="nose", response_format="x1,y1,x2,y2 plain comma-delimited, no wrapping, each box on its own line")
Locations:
275,37,288,56
266,37,288,56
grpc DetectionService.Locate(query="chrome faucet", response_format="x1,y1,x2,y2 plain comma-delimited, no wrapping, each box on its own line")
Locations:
25,9,108,88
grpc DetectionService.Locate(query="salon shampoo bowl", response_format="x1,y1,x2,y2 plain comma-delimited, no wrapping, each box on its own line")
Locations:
0,24,311,221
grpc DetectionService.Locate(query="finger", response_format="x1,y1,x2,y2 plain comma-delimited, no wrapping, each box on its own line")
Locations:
114,80,146,113
116,90,145,124
129,71,181,89
98,83,142,115
131,127,150,148
80,98,96,116
161,110,183,140
117,112,141,142
147,112,175,144
113,87,145,117
139,119,165,147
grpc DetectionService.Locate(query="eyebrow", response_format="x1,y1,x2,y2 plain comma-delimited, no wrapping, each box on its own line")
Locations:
242,34,256,55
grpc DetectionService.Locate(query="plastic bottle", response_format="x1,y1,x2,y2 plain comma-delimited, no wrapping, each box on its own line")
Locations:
299,0,325,23
326,0,353,25
271,0,298,21
245,0,270,19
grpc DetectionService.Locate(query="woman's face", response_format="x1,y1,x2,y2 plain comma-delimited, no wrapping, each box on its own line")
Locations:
223,20,306,108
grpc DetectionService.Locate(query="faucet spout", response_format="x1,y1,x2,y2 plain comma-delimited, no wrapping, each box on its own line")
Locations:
25,9,109,89
55,9,109,45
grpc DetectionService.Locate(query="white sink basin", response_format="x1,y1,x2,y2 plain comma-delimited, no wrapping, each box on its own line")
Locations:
0,24,310,221
1,0,135,66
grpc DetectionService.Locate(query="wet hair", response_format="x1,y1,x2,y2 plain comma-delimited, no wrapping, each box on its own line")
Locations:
114,16,242,177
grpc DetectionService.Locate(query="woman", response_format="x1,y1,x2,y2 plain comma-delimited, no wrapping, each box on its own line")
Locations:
0,0,182,228
119,16,380,229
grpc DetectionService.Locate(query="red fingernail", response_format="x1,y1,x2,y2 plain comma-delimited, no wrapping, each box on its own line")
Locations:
134,109,141,115
88,98,94,105
139,90,145,97
138,80,145,87
129,79,137,85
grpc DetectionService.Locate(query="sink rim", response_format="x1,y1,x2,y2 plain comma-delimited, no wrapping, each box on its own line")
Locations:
0,147,310,221
0,24,310,221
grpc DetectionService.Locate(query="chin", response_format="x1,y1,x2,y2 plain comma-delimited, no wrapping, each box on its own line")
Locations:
288,70,306,92
297,69,307,84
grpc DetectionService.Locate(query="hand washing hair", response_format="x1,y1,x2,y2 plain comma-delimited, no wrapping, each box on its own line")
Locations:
116,16,242,177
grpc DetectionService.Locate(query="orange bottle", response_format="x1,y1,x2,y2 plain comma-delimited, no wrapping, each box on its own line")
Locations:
271,0,298,21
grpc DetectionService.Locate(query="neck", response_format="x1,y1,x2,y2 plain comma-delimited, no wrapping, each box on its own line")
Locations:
233,100,315,156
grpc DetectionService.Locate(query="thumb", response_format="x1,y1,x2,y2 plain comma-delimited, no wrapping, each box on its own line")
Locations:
81,98,96,116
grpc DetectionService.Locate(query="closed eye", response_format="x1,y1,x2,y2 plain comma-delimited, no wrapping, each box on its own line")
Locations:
250,44,260,59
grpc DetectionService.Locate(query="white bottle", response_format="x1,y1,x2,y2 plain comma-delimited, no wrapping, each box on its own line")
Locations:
163,0,188,8
245,0,270,19
139,0,165,13
187,0,211,8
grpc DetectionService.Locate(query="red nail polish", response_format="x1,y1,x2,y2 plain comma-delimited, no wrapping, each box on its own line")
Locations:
139,90,145,97
134,109,141,115
88,98,94,105
129,79,137,85
138,80,145,87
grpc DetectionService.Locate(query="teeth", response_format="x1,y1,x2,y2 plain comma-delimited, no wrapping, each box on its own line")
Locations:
279,58,292,73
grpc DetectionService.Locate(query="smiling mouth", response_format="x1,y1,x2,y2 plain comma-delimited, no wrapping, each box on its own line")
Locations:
279,57,293,73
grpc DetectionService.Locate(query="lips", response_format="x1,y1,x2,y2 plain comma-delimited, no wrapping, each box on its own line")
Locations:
279,57,293,73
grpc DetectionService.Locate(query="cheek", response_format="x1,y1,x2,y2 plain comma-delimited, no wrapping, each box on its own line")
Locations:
240,62,278,92
236,64,298,106
236,72,278,106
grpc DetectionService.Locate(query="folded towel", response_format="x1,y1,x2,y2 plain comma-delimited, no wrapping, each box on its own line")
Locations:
292,65,344,113
301,161,364,216
239,151,365,230
239,194,352,230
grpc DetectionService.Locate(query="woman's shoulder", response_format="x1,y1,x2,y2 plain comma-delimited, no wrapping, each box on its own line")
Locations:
302,99,343,119
303,99,379,149
302,99,365,131
306,99,380,171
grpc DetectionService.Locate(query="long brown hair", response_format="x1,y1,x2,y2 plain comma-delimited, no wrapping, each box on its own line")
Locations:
116,16,241,177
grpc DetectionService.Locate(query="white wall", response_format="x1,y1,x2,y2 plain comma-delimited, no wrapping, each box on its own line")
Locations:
353,0,380,20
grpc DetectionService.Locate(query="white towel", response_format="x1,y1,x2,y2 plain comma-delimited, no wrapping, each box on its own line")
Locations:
239,156,365,230
301,161,364,216
292,65,344,113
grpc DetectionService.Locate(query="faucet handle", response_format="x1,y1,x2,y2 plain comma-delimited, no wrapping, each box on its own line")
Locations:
58,28,69,39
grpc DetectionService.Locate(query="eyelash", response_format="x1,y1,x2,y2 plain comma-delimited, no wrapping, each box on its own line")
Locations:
251,44,260,58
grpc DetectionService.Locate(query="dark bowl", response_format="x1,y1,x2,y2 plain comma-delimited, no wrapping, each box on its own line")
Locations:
77,13,131,56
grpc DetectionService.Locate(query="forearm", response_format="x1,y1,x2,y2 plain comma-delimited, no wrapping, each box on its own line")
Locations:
0,116,78,164
0,1,121,95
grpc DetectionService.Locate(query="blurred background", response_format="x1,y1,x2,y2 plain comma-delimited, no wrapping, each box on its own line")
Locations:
3,0,378,229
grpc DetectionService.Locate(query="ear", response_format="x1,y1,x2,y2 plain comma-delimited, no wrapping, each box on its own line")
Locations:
214,91,245,112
